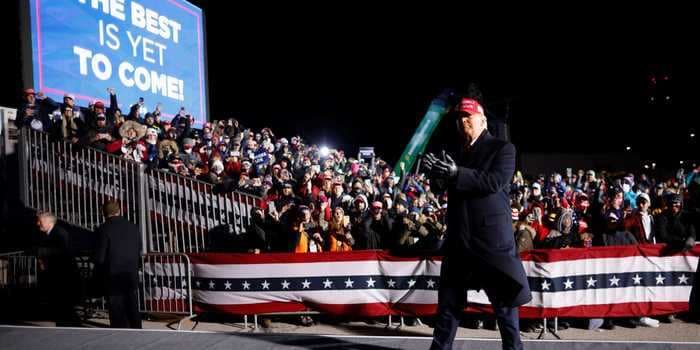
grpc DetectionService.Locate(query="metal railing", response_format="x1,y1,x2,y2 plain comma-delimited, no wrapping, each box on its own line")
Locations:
0,252,38,290
18,128,262,254
145,169,259,253
139,253,195,329
19,128,143,232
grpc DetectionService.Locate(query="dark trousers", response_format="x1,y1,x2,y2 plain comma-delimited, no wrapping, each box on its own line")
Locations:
108,289,142,329
431,274,523,350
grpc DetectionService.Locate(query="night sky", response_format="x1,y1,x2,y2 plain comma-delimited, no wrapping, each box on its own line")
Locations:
3,2,696,170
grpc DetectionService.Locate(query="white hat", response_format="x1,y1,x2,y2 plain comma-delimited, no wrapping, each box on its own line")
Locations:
637,193,651,205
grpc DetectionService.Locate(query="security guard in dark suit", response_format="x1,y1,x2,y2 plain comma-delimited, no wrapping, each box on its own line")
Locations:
424,97,531,350
95,200,143,328
37,212,79,326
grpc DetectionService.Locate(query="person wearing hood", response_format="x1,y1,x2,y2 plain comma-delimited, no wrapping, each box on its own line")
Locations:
106,121,147,162
323,206,354,252
656,193,696,251
86,113,115,151
143,128,159,168
157,138,179,167
51,104,86,145
207,158,229,185
349,194,369,226
180,138,202,173
542,209,578,249
386,198,414,251
529,182,544,202
355,201,393,250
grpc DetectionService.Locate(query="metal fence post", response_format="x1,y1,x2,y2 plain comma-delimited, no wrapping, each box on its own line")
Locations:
18,128,28,206
138,163,148,254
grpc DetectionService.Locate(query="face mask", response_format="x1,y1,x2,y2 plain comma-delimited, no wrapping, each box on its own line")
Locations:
622,184,631,193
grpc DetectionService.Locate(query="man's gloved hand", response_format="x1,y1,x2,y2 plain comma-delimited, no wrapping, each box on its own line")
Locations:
683,236,696,251
421,153,435,173
425,152,458,181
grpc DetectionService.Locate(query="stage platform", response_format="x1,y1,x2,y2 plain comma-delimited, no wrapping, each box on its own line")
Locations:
2,325,700,350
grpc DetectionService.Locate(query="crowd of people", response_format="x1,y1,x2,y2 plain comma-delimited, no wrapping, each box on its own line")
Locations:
19,87,700,329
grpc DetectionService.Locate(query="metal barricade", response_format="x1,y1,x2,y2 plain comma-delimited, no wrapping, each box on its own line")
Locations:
73,255,108,319
139,253,194,329
18,128,263,255
0,252,38,290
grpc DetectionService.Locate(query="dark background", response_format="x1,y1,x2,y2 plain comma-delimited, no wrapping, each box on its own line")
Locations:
2,2,697,172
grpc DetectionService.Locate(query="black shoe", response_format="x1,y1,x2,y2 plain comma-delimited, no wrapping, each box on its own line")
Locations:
404,317,418,327
619,319,638,329
602,319,616,330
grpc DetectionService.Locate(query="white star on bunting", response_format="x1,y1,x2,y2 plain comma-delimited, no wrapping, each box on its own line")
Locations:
609,276,620,287
541,280,551,291
632,274,643,285
655,274,666,285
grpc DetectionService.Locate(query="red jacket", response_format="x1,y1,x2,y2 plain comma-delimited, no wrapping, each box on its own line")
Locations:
624,211,655,244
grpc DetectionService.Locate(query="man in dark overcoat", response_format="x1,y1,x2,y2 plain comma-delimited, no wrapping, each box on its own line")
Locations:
424,97,531,350
95,200,143,329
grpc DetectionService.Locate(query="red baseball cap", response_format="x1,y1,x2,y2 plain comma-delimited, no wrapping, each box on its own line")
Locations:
458,98,484,115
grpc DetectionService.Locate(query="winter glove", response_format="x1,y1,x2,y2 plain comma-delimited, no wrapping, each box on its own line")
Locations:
426,151,458,181
684,236,696,251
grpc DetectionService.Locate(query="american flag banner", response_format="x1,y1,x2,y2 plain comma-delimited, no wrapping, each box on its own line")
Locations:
188,245,699,318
